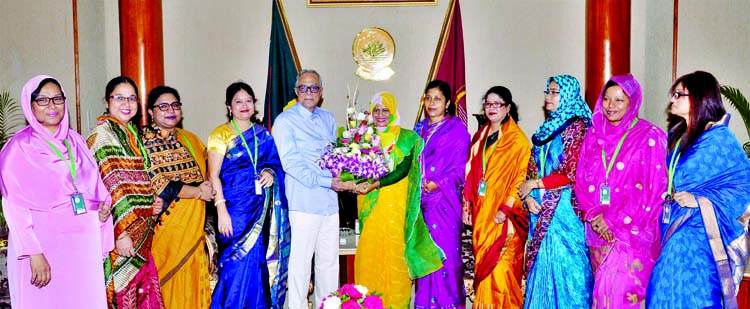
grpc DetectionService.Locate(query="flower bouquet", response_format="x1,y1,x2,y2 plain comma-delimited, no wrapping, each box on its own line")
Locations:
318,87,389,183
320,284,385,309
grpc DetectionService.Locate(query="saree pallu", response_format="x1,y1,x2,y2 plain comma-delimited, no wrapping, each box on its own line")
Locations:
415,116,470,309
144,127,211,309
524,118,592,309
463,120,530,309
356,129,444,309
209,124,290,309
87,118,164,309
575,120,667,309
647,125,750,309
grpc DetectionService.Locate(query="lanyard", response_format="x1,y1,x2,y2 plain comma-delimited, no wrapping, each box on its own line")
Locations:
667,138,682,195
481,134,498,179
420,119,445,176
600,117,639,182
177,131,196,159
539,144,550,177
231,120,258,175
127,123,150,168
44,139,78,192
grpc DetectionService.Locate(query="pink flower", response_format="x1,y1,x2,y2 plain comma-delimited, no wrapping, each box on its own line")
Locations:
338,284,363,299
341,299,361,309
362,295,384,309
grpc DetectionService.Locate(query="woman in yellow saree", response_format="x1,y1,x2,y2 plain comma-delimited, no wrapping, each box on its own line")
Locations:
142,86,213,308
355,92,444,309
462,86,530,308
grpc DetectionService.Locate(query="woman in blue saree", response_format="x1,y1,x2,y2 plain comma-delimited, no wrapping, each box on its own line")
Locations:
518,75,593,309
207,82,291,309
647,71,750,309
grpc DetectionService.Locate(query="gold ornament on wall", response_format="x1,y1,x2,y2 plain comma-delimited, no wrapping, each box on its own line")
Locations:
352,27,395,81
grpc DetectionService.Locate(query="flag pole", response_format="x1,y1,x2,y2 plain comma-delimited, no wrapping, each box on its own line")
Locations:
415,0,456,126
277,0,301,71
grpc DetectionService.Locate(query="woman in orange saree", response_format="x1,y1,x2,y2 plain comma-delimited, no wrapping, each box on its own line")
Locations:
462,86,530,309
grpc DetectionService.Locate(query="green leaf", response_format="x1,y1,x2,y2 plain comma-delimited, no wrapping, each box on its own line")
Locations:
721,85,750,139
0,90,21,230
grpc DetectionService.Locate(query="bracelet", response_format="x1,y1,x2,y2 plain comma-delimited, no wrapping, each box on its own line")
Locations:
536,179,542,189
215,199,226,205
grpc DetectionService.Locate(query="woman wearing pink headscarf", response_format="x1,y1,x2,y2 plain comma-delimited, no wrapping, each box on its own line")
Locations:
0,76,114,308
574,74,667,308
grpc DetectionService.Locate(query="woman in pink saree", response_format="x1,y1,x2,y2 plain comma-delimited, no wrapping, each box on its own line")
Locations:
574,74,667,308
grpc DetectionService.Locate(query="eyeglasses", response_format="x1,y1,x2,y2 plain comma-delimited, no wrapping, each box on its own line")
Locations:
483,101,509,109
155,102,182,111
34,95,66,106
297,85,321,93
544,90,560,97
110,95,138,103
671,92,690,100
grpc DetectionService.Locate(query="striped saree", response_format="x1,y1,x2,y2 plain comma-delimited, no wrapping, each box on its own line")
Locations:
87,117,164,309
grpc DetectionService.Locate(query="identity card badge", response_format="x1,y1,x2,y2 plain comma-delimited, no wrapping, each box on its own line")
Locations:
600,184,611,206
478,180,487,197
71,193,87,215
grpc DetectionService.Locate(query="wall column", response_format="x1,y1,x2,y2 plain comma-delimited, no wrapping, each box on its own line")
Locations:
119,0,164,125
585,0,631,108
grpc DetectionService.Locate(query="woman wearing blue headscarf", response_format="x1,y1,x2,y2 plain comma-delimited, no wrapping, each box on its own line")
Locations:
518,75,594,308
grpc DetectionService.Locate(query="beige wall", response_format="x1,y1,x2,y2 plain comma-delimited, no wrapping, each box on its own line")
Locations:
677,0,750,143
1,0,749,145
0,1,76,128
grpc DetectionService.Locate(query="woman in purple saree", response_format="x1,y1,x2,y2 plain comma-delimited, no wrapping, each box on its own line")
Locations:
574,74,667,308
414,80,470,309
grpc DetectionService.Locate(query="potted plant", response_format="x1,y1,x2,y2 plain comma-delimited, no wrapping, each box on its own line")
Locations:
0,90,23,241
720,85,750,158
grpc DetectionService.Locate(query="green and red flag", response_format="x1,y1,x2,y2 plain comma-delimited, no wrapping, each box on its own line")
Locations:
263,0,301,129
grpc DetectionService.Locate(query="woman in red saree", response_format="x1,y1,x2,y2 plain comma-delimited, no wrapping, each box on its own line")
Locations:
463,86,530,308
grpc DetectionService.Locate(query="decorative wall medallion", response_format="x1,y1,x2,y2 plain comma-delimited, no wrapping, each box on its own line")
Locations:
352,27,395,81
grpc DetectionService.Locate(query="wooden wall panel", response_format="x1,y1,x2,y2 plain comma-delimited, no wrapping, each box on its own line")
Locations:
119,0,164,126
585,0,631,108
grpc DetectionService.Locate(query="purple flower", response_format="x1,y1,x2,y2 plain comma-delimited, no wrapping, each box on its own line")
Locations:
341,299,361,309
